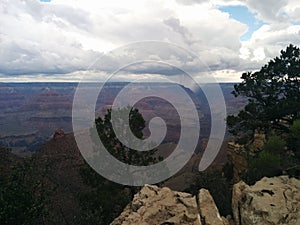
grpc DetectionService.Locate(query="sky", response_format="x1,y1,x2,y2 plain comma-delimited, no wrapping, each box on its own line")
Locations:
0,0,300,82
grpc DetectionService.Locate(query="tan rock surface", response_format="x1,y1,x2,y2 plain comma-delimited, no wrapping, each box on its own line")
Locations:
111,185,202,225
111,185,232,225
227,142,248,183
198,189,229,225
232,176,300,225
111,176,300,225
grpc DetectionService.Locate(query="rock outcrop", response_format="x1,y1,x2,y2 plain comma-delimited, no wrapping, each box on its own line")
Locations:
227,142,248,183
198,189,230,225
112,176,300,225
53,128,65,140
111,185,228,225
227,130,266,182
232,176,300,225
249,130,265,152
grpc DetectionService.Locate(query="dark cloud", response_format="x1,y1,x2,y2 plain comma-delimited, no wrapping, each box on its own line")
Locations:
164,17,196,45
122,62,185,76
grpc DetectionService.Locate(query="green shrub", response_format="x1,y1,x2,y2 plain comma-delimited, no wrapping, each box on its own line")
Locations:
246,150,281,184
263,135,285,154
290,119,300,138
289,120,300,157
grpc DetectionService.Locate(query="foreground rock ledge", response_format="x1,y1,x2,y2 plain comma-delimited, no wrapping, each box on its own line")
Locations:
111,185,228,225
232,176,300,225
111,176,300,225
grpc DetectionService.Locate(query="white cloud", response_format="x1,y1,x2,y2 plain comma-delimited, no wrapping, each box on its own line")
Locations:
215,0,300,24
239,47,251,60
240,24,300,63
252,47,265,61
0,0,102,76
243,0,289,23
0,0,299,82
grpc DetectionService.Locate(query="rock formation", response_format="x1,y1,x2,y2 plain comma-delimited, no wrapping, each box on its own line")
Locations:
111,185,229,225
112,176,300,225
227,142,248,183
227,130,266,182
198,189,230,225
53,128,65,140
249,130,265,152
232,176,300,225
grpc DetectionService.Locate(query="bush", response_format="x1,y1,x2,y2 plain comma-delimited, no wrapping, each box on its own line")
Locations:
263,135,285,154
245,150,281,185
289,119,300,157
290,119,300,138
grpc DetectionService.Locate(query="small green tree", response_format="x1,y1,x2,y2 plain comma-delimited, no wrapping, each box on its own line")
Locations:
263,135,285,154
78,107,163,225
245,150,281,184
95,107,159,167
290,119,300,138
285,119,300,176
289,119,300,156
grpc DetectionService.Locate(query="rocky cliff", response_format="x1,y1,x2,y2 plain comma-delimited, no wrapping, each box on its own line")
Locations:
112,176,300,225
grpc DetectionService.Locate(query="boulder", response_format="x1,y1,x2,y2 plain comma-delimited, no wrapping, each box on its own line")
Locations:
198,189,229,225
232,176,300,225
111,176,300,225
111,185,232,225
111,185,201,225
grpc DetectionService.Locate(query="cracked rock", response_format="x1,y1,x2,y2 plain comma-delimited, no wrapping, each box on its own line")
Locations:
111,185,202,225
232,176,300,225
